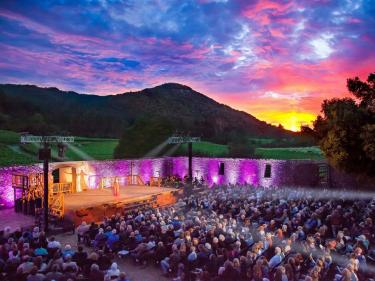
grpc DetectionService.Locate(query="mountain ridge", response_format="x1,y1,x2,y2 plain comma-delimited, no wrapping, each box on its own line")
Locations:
0,83,292,143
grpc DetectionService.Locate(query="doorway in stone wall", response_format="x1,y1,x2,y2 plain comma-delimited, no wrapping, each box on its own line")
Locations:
51,166,77,193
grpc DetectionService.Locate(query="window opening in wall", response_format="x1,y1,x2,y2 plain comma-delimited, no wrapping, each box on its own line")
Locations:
264,164,271,178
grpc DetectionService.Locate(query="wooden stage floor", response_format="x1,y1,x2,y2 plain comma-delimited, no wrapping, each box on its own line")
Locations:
0,186,180,230
64,185,177,210
63,185,180,224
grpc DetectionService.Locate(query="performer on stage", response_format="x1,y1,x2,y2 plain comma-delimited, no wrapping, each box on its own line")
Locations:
113,180,120,197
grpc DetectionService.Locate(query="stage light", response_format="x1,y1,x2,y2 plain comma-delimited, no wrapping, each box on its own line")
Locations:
212,175,218,184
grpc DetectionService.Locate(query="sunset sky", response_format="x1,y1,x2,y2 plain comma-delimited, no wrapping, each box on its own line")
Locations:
0,0,374,131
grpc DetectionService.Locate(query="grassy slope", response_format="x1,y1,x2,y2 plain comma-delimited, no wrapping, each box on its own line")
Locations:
178,141,229,157
0,130,323,167
0,130,119,166
255,147,324,160
178,140,323,160
0,130,20,144
0,130,36,166
0,144,36,166
20,139,118,161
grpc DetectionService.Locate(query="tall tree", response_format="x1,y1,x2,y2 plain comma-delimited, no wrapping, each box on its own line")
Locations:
314,73,375,176
114,116,174,159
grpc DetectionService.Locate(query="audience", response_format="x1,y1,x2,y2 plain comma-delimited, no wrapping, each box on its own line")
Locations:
1,185,375,281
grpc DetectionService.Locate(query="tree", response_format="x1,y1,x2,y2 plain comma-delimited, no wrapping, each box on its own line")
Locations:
314,73,375,176
114,116,174,159
347,72,375,111
228,135,256,158
361,124,375,161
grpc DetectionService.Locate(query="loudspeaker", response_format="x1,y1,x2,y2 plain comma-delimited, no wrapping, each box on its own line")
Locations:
219,163,225,175
57,143,66,158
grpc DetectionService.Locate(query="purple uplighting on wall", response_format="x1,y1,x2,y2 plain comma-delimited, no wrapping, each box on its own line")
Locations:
0,165,43,207
171,157,188,179
239,160,259,186
0,157,343,208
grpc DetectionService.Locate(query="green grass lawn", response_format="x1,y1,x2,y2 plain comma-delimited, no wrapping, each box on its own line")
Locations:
20,139,119,161
0,130,37,166
67,140,119,160
0,143,36,166
177,141,323,160
178,141,229,157
0,129,324,167
0,130,20,144
255,146,324,160
0,130,119,166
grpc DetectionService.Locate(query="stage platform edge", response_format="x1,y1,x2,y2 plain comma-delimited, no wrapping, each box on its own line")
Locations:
63,185,182,225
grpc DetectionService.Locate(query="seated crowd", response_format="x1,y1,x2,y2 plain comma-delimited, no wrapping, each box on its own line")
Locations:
0,229,127,280
1,186,375,281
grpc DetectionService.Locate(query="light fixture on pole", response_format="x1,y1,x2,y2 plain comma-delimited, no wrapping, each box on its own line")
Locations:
167,135,201,185
20,134,74,232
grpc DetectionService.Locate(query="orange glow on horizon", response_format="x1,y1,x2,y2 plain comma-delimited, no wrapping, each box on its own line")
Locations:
253,111,316,132
210,93,318,132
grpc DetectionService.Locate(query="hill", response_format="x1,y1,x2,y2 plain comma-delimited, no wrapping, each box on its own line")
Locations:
0,83,292,143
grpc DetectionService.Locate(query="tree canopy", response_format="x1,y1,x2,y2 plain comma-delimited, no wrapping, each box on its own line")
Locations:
314,72,375,176
114,116,174,159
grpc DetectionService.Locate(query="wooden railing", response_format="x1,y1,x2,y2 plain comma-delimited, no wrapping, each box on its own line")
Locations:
126,175,144,185
50,183,73,195
150,176,161,187
100,175,145,189
100,176,122,189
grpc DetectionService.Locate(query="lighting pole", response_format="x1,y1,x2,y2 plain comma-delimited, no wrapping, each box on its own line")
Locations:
42,141,50,233
167,136,200,191
188,142,192,183
130,161,134,184
20,135,74,232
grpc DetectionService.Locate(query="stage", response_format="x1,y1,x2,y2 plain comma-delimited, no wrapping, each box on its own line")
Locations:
65,186,176,209
0,185,181,231
63,185,181,224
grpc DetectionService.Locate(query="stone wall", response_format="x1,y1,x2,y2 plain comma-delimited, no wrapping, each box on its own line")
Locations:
0,157,372,207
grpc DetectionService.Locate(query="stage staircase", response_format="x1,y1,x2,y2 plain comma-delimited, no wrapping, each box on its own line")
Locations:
49,193,64,218
49,183,72,218
11,173,72,219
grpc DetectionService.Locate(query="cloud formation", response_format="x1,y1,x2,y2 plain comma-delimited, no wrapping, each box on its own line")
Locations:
0,0,374,130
